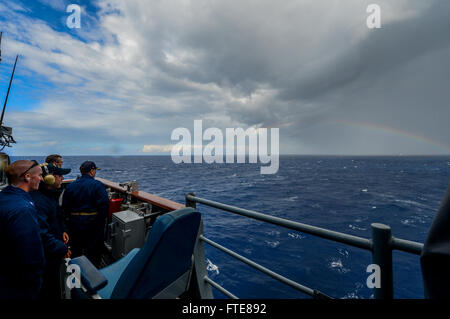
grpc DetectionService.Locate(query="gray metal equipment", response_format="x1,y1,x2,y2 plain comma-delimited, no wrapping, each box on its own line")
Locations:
0,152,9,187
110,210,146,260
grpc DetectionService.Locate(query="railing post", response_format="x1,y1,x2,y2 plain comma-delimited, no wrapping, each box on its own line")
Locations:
186,192,196,209
371,223,393,299
193,222,214,298
185,192,213,298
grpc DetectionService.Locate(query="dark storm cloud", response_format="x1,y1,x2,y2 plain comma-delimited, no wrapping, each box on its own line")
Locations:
280,1,450,102
138,0,450,154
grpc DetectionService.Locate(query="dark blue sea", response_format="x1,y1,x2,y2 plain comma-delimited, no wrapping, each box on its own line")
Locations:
12,155,450,299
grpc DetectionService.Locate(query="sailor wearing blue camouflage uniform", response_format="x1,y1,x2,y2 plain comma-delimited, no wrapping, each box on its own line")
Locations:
0,160,45,299
30,162,71,299
62,161,109,267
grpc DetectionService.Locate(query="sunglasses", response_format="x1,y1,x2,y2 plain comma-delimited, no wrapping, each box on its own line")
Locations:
19,160,39,177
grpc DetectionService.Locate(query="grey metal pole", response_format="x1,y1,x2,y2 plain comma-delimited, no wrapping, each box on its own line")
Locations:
371,223,393,299
185,192,197,209
191,221,214,299
187,194,372,250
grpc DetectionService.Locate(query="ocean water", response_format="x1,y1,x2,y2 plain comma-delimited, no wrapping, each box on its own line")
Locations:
11,155,450,299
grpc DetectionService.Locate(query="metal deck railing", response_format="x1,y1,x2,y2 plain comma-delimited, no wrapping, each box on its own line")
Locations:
185,192,424,299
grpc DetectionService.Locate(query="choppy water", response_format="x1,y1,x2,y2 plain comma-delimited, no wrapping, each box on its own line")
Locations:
11,155,450,298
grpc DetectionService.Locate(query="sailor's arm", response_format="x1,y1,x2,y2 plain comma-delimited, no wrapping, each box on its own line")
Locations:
32,195,69,257
35,211,69,257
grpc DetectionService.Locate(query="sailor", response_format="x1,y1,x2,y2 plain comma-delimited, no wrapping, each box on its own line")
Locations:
62,161,109,267
0,160,45,299
30,162,72,299
45,154,64,168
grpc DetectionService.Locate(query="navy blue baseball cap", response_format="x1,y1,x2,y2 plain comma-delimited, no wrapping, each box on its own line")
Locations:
47,163,71,175
80,161,100,173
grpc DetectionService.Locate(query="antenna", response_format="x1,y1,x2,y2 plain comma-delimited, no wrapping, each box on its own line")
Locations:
0,32,17,151
0,54,18,126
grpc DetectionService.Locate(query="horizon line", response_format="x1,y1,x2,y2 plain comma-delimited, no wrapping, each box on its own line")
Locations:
8,153,450,157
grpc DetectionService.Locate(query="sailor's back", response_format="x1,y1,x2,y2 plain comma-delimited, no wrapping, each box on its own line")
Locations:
64,174,108,216
62,161,108,268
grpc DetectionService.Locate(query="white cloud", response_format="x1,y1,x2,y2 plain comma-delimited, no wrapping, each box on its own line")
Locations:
0,0,31,13
142,145,173,153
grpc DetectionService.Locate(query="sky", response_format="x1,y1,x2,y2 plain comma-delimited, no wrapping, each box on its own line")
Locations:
0,0,449,156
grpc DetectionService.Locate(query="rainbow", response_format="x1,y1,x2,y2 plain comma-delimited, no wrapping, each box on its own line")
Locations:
330,119,450,153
